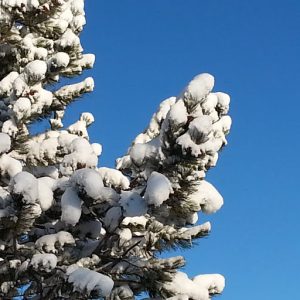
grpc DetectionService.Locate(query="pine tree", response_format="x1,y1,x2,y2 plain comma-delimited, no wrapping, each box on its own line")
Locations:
0,1,232,299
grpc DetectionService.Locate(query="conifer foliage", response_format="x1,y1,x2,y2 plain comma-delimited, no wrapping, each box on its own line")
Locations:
0,1,232,299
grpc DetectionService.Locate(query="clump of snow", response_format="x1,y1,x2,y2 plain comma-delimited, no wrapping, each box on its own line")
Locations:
119,191,148,217
30,254,57,272
67,266,114,297
0,133,11,154
167,99,188,128
61,187,82,225
163,271,208,300
11,172,38,203
35,231,75,253
37,177,54,211
98,167,130,190
71,168,103,199
0,71,19,96
13,97,31,120
145,172,173,207
67,113,94,138
193,274,225,295
129,138,160,167
117,228,132,246
23,60,47,84
2,119,18,137
122,216,148,228
188,180,223,214
0,154,22,178
60,137,98,175
188,115,213,144
57,29,80,49
216,92,230,115
183,73,215,108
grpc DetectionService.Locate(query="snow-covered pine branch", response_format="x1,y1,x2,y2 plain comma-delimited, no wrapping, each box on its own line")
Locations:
0,1,231,299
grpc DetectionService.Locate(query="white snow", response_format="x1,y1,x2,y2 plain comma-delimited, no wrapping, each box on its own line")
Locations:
2,119,18,137
144,172,173,207
61,187,82,225
35,231,75,253
11,172,38,203
37,178,54,211
121,216,148,228
117,228,132,246
0,133,11,153
188,180,223,214
216,92,230,114
67,266,114,296
30,253,57,272
0,154,22,178
193,274,225,295
0,71,19,96
188,115,213,144
183,73,214,106
13,97,31,120
71,168,103,199
163,271,209,300
23,60,47,83
98,167,130,190
168,99,188,127
129,137,160,167
119,191,148,217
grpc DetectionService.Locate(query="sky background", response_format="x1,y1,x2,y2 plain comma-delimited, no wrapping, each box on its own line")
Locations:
61,1,300,299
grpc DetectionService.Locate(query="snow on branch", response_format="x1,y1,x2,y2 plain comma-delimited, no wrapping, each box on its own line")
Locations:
0,1,232,299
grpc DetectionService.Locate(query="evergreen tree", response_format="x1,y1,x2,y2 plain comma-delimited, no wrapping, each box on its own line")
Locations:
0,1,231,299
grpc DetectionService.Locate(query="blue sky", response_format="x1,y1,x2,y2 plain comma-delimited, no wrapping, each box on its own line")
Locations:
62,1,300,299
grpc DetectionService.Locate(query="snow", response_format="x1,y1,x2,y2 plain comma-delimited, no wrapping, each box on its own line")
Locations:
67,266,114,296
117,228,132,246
78,54,95,69
129,137,160,167
98,167,130,190
2,119,18,137
61,187,82,225
61,137,98,175
122,216,148,228
71,168,103,199
11,172,38,203
188,115,213,144
183,73,215,106
57,28,80,49
37,178,54,211
193,274,225,295
23,60,47,84
0,133,11,153
67,114,92,138
35,231,75,253
48,52,70,72
71,0,85,15
0,154,22,178
145,172,173,207
188,180,223,214
119,191,148,217
13,97,31,120
216,92,230,114
201,93,218,114
163,271,209,300
30,253,57,272
0,71,19,96
168,99,188,127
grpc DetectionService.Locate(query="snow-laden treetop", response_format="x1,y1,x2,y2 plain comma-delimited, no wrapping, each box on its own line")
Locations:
0,1,232,299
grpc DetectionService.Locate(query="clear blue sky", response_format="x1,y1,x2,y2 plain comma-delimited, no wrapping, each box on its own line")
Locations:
63,1,300,299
